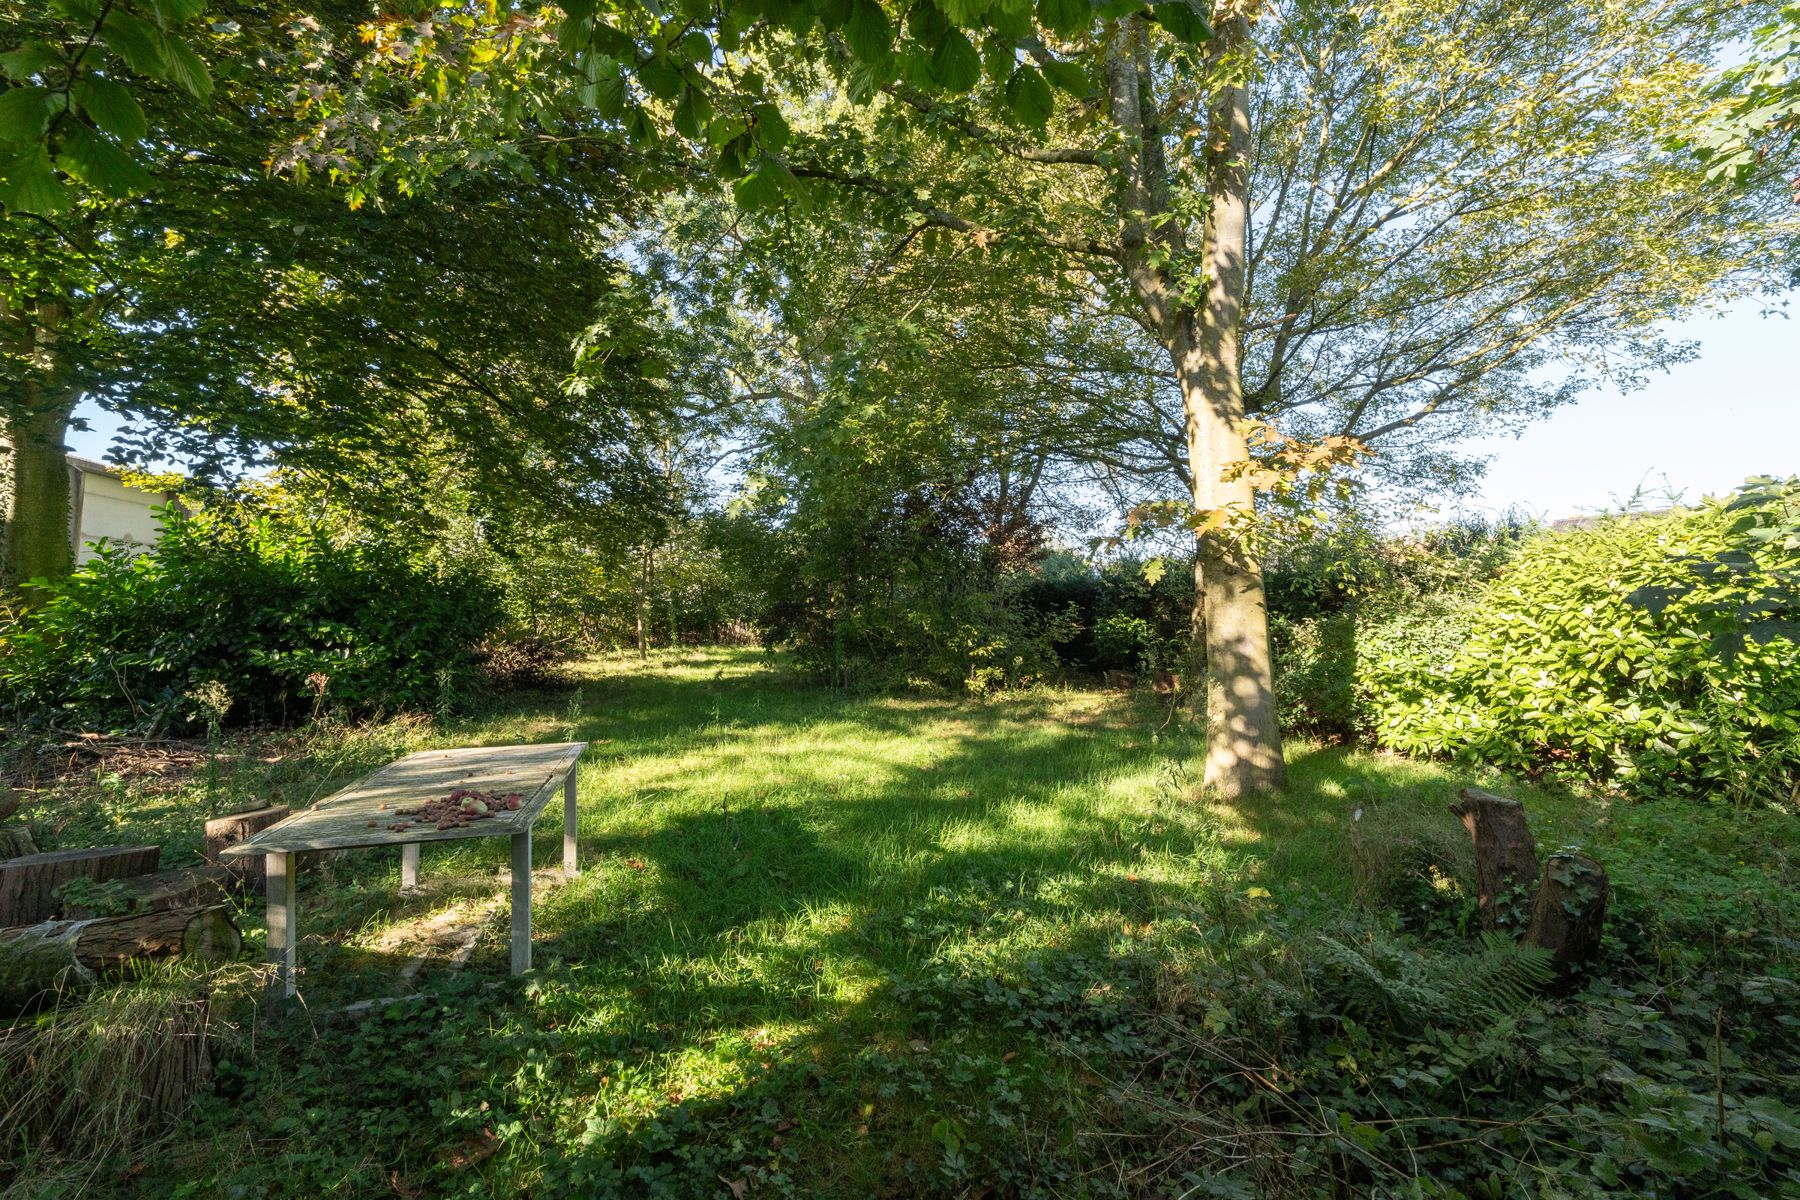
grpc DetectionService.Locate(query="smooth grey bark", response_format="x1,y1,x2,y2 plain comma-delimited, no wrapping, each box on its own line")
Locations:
1109,10,1284,798
1189,10,1284,796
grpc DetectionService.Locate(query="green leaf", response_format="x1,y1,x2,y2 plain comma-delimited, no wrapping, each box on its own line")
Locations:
907,1,951,49
0,86,53,141
752,101,790,151
732,156,789,210
706,112,748,148
1149,0,1212,43
1004,63,1053,126
981,38,1015,83
846,0,894,63
155,30,213,96
716,129,753,175
0,42,61,83
1747,619,1800,646
1036,0,1089,37
57,122,153,197
638,57,684,100
72,75,148,142
928,29,981,90
985,0,1032,38
0,143,72,213
672,85,711,139
681,30,714,62
1040,58,1089,93
98,12,169,78
590,71,627,117
846,57,889,102
153,0,208,22
940,0,990,24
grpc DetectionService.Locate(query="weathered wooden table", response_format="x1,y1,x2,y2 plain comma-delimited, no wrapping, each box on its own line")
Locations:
221,742,586,1000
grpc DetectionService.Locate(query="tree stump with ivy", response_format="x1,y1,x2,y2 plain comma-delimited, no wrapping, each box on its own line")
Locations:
1448,788,1539,930
1448,789,1609,979
1525,853,1610,973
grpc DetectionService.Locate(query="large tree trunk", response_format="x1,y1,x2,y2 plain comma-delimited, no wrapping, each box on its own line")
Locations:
3,388,79,598
1184,8,1284,799
1104,14,1283,799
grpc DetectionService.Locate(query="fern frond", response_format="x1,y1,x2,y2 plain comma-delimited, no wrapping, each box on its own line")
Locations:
1312,931,1554,1030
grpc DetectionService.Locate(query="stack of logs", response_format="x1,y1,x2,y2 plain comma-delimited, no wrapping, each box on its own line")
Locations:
0,804,287,1013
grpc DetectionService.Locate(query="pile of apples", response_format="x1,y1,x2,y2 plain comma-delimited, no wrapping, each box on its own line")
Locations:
391,788,525,831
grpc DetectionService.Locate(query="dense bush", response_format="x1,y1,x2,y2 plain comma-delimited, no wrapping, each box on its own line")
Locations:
1015,552,1194,676
1365,481,1800,801
1,505,504,734
1270,516,1529,740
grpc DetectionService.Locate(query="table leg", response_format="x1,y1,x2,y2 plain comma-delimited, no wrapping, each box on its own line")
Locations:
563,767,579,877
510,829,532,975
400,842,420,889
267,851,296,1001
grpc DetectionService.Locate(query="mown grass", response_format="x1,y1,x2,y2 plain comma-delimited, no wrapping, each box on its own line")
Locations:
10,649,1795,1198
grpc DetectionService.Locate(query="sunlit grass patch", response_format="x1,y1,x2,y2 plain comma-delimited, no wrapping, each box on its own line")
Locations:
30,648,1781,1198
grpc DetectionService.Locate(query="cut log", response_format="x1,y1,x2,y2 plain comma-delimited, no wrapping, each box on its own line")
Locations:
0,823,36,860
0,904,240,997
62,865,231,919
1525,853,1609,976
0,844,161,927
204,805,289,894
1447,788,1538,930
0,931,94,1012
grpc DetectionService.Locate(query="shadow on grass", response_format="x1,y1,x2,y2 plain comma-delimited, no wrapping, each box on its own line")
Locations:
171,651,1577,1198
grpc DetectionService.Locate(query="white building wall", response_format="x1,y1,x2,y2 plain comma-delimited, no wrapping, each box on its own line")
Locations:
69,458,171,563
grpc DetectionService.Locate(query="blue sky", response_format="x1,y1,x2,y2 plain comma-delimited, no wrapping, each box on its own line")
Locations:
65,297,1796,522
1447,298,1797,521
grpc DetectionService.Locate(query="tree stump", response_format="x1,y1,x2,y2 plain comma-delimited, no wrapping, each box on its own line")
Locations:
61,865,231,919
0,845,161,927
1447,788,1538,930
1525,853,1610,976
204,805,289,894
0,824,36,860
0,905,241,1010
1448,789,1610,977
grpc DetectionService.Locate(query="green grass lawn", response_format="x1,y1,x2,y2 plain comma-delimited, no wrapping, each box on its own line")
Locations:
15,649,1797,1199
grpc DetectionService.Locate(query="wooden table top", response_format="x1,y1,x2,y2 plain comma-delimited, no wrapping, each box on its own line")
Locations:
220,742,586,857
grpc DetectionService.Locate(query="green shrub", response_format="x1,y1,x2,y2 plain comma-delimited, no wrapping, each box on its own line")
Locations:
1364,482,1800,801
1271,516,1528,740
1271,612,1358,738
1,505,504,734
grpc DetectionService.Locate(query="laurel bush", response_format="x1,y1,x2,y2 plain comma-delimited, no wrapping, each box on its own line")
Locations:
1363,479,1800,801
